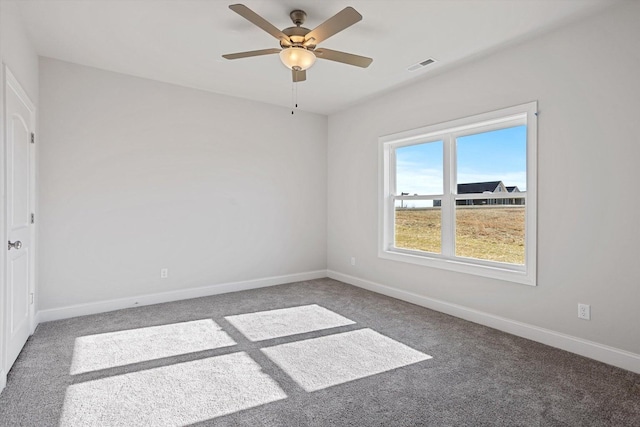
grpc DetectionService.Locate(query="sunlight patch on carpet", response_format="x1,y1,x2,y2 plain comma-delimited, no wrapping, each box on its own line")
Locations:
60,352,287,426
261,328,432,392
225,304,355,341
70,319,236,375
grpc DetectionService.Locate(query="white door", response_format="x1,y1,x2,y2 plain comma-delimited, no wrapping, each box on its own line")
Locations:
4,67,35,371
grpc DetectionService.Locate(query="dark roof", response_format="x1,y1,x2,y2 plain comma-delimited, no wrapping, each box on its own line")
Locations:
506,186,520,192
457,181,502,194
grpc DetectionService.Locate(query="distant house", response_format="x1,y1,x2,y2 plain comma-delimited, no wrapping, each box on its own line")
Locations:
433,181,523,206
505,186,525,205
456,181,507,205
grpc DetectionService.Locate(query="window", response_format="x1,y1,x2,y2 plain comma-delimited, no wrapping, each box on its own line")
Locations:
379,102,537,285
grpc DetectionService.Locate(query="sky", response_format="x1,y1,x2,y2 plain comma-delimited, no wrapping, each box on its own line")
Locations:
395,125,527,200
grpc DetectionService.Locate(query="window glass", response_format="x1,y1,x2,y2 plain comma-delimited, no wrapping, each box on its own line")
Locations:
395,201,442,254
454,125,526,264
455,202,525,264
456,126,526,192
396,141,443,197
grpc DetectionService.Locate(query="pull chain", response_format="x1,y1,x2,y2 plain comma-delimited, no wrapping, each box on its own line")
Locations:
291,81,299,115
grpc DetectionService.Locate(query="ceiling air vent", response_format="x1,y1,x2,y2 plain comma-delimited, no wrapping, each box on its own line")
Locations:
407,58,437,72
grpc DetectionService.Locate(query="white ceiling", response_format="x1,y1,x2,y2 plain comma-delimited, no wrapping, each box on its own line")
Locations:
17,0,614,115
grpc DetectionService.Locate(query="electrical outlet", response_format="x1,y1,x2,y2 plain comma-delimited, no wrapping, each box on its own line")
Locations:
578,303,590,320
161,268,168,279
350,257,356,266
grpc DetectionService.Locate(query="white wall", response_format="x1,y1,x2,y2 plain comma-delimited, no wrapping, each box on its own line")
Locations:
0,0,39,390
38,58,327,310
327,1,640,356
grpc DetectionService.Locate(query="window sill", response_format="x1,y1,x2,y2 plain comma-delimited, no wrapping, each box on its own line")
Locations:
378,248,536,286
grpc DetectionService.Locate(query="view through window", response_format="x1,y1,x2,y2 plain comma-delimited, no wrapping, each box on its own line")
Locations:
454,125,526,264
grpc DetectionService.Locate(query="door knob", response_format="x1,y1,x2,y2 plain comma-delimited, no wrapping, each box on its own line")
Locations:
8,240,22,250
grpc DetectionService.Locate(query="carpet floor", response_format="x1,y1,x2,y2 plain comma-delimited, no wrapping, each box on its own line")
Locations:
0,278,638,426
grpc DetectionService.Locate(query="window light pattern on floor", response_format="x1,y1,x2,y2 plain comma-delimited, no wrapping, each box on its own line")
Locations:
224,304,355,341
60,352,287,426
261,328,432,392
62,305,432,424
69,319,236,375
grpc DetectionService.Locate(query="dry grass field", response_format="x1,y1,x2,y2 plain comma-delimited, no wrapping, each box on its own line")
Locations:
395,206,525,264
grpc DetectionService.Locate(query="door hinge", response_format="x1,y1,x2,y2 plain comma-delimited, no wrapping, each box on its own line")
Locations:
31,213,35,224
31,132,35,144
30,293,34,305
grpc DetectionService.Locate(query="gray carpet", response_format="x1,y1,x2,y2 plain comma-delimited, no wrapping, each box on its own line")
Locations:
0,278,638,426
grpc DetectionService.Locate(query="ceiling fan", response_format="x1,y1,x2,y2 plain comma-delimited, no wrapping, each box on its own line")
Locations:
222,4,373,82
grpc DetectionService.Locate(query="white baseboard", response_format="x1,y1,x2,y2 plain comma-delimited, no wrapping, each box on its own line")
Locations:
0,368,6,395
327,270,640,374
33,311,41,329
38,270,327,323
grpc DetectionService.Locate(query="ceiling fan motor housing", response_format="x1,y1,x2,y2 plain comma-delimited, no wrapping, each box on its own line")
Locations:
281,26,312,48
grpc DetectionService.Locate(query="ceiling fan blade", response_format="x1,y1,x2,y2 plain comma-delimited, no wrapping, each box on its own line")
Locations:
222,48,281,60
314,48,373,68
292,69,307,82
304,7,362,46
229,4,290,44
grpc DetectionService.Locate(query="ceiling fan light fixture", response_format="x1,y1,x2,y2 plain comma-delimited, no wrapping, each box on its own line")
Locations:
279,47,316,71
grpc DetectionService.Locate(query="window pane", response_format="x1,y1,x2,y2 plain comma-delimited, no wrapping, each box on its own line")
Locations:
395,204,441,254
456,126,526,193
395,141,443,195
455,204,525,264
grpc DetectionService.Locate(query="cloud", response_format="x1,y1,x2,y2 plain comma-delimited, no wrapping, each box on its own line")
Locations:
396,163,443,195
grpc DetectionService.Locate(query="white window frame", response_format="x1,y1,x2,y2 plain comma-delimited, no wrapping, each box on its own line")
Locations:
378,102,537,286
